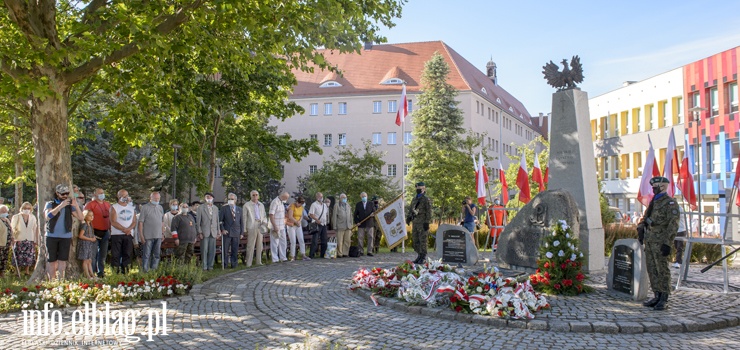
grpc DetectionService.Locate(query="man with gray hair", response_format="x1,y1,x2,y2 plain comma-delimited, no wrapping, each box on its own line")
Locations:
332,193,353,258
354,192,376,256
309,192,329,258
243,190,267,267
268,192,290,263
219,192,243,268
138,192,164,272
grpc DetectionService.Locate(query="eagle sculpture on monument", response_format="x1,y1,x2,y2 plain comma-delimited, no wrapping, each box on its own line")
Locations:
542,55,584,91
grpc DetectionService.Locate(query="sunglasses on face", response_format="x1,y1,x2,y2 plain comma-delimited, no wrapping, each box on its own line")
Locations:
59,192,70,196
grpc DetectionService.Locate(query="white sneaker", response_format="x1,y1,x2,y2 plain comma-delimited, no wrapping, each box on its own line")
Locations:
672,263,680,269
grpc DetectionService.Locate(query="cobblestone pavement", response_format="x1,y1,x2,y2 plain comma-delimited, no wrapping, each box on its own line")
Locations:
0,252,739,349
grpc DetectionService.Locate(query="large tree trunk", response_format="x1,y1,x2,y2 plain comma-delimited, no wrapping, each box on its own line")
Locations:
28,85,82,283
13,115,23,207
207,110,222,191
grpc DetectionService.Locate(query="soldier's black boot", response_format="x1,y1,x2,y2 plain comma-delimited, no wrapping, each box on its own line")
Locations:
413,254,421,264
643,292,661,307
653,293,669,310
419,254,426,264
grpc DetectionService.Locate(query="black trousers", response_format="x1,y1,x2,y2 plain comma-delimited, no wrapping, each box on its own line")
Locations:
309,225,328,258
110,235,133,271
223,234,240,267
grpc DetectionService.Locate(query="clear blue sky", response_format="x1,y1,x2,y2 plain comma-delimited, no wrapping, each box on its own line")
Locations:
379,0,740,115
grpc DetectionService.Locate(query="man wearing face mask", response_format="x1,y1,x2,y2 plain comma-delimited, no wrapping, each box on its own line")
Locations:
332,193,353,258
354,192,376,257
219,192,243,268
138,192,164,272
171,203,197,263
309,192,329,259
85,188,111,277
408,182,432,264
196,192,220,270
109,189,137,274
268,192,290,262
637,177,679,311
162,199,179,238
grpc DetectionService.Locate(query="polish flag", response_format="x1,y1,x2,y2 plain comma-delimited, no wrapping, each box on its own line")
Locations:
663,130,678,197
733,156,740,207
637,135,661,207
516,156,531,204
498,159,508,205
677,153,697,210
394,85,409,126
543,164,549,184
474,152,489,205
532,152,544,192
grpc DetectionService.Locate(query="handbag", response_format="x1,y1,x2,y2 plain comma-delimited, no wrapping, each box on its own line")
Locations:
325,237,338,259
308,204,324,233
348,246,360,258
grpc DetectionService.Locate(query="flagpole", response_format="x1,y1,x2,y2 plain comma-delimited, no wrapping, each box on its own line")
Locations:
401,83,407,253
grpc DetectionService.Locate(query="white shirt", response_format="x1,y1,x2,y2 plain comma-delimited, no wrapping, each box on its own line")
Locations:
269,197,286,232
309,201,328,226
111,203,135,235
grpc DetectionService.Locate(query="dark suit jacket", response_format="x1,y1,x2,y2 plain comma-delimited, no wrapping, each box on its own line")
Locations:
219,204,244,236
354,201,376,228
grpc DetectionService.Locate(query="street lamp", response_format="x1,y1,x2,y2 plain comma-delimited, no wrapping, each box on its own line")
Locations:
688,106,707,237
172,144,182,201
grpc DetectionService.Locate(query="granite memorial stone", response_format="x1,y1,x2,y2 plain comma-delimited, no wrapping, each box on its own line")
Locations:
435,224,478,265
607,239,649,301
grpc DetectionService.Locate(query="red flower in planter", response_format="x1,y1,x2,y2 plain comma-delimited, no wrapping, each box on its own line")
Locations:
553,283,561,290
544,272,550,279
21,287,28,292
543,262,550,269
450,295,459,303
127,282,134,287
119,282,125,286
575,273,585,282
81,284,89,289
562,279,573,287
4,288,10,294
560,263,566,269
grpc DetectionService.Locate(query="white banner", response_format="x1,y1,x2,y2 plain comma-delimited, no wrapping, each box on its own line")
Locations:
374,196,407,249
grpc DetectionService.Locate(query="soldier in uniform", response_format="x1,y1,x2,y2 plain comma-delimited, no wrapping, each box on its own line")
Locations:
637,176,680,311
408,182,432,264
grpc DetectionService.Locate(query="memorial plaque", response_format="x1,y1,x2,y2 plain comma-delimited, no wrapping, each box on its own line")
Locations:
612,245,634,294
442,229,467,264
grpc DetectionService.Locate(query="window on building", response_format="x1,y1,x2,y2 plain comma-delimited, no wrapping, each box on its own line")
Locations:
319,81,342,88
611,156,619,180
324,103,332,115
691,92,701,108
309,165,317,174
729,83,738,113
387,132,397,145
404,131,412,145
388,100,398,113
659,101,667,127
646,104,654,130
710,88,719,117
404,164,411,176
310,134,318,142
387,164,397,177
373,101,382,114
407,99,413,112
633,152,642,178
476,101,480,114
310,103,318,116
731,140,739,178
339,102,347,115
323,133,332,147
372,132,381,145
675,97,684,124
338,133,346,146
707,141,720,173
603,157,609,179
635,108,642,132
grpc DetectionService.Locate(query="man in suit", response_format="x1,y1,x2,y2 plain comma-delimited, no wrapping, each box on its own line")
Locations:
354,192,376,257
242,190,267,267
219,192,244,268
196,192,220,270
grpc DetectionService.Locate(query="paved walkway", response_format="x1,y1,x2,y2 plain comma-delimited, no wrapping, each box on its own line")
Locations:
0,252,739,349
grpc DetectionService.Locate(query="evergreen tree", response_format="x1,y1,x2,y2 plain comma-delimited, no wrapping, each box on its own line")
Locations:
406,52,479,220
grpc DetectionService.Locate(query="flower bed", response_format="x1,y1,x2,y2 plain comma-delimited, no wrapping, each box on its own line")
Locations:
530,220,593,295
0,276,191,312
350,259,550,319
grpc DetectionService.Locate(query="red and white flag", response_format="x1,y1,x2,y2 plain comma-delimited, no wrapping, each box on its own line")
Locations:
637,135,661,207
394,85,409,126
516,156,531,204
532,152,544,192
733,156,740,207
543,162,549,185
677,152,697,210
498,159,508,205
663,130,678,197
474,152,489,205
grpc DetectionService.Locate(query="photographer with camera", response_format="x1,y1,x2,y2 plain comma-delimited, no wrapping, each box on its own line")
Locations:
44,184,85,280
461,196,479,248
637,176,679,311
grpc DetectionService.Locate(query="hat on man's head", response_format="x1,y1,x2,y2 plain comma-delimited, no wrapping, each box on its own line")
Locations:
649,177,670,185
55,184,70,193
415,182,425,187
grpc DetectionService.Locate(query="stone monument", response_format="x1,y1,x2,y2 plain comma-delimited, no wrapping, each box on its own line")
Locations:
497,190,581,271
542,56,605,272
435,224,479,265
607,239,649,301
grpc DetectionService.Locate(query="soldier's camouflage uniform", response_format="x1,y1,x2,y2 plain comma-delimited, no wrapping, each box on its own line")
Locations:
644,193,680,296
410,194,432,256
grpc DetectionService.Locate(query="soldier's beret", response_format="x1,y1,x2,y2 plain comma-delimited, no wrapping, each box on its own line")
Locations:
415,182,425,187
649,177,669,185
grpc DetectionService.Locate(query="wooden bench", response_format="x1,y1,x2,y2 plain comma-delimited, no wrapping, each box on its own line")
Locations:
160,238,178,261
192,237,224,267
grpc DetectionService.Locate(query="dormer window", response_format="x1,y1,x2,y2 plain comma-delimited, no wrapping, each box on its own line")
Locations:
481,87,487,94
381,78,404,85
320,81,342,88
509,106,514,112
496,97,502,104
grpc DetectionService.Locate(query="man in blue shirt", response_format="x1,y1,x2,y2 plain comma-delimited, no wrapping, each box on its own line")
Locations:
44,184,84,280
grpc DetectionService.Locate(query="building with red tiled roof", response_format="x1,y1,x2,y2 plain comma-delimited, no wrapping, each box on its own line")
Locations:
272,41,546,195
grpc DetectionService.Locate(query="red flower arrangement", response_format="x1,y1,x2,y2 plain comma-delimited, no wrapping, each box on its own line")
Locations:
529,220,593,296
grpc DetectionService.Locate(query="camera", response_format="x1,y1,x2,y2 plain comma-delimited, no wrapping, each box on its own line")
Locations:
462,200,468,205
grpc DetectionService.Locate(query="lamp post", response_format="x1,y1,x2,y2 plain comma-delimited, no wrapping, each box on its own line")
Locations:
688,106,707,237
172,144,182,201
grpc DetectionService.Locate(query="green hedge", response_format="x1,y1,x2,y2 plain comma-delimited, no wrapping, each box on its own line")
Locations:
604,225,729,264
